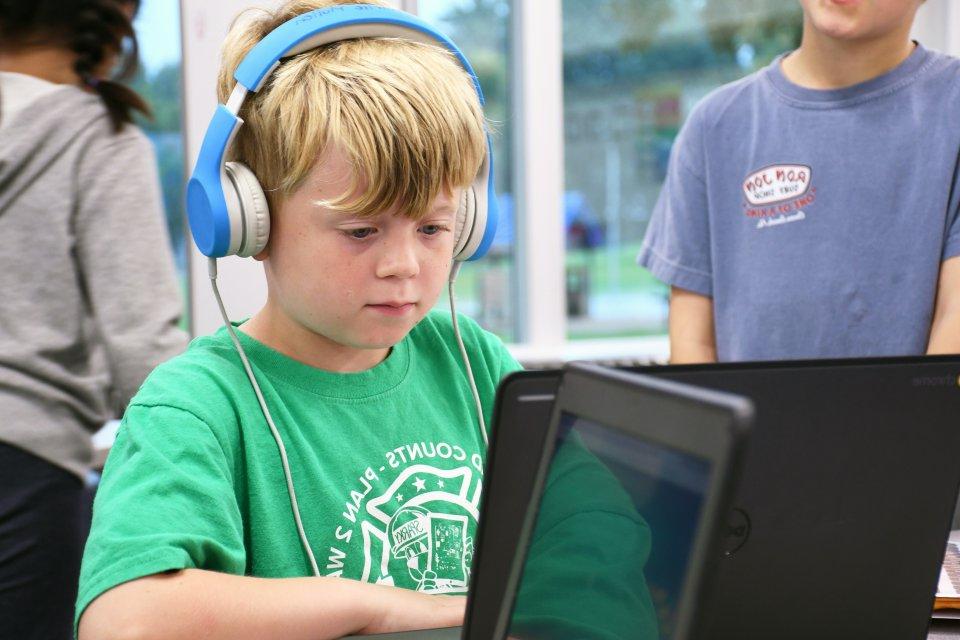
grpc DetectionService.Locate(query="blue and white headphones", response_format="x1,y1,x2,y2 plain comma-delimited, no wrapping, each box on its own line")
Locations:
186,3,499,263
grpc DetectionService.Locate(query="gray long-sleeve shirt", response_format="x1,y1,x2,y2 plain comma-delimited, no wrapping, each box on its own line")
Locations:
0,73,188,479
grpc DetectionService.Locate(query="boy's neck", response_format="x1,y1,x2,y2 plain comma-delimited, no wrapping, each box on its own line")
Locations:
241,307,390,373
781,21,916,90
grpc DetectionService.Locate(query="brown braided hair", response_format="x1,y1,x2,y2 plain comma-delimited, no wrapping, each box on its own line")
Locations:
0,0,151,131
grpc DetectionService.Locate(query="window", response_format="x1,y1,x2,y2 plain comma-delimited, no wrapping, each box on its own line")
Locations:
131,0,189,326
417,0,516,341
561,0,802,339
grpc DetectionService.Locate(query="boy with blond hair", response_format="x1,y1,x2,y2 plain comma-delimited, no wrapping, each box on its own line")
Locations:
76,1,522,637
640,0,960,363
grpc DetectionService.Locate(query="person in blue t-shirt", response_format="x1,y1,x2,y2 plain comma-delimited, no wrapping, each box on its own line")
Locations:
639,0,960,363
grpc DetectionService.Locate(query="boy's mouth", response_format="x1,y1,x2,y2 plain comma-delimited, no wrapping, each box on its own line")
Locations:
366,301,417,317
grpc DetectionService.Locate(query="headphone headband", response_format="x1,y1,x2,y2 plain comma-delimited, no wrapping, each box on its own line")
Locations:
187,4,497,260
234,4,484,102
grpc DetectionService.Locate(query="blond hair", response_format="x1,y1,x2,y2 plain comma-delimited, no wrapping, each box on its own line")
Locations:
217,0,487,219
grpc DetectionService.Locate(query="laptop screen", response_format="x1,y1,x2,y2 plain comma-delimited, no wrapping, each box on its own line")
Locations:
507,410,713,640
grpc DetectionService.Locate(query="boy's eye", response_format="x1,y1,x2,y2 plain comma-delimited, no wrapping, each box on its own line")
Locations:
346,228,376,240
421,224,448,236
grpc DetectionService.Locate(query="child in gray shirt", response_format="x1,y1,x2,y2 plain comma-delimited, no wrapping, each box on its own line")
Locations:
640,0,960,362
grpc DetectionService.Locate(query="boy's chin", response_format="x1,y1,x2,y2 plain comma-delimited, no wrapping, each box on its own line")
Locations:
817,23,866,41
808,11,874,41
349,319,422,350
324,304,433,351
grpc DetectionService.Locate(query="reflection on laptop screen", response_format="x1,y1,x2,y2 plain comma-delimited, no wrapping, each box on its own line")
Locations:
507,411,712,640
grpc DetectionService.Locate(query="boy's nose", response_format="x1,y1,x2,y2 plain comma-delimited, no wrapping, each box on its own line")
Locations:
375,237,420,279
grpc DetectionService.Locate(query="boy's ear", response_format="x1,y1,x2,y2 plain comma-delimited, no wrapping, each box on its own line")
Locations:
253,245,270,261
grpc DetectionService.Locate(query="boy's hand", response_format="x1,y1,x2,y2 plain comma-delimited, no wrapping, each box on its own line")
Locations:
361,588,466,635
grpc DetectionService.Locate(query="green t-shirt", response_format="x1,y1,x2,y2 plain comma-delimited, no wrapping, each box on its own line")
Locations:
76,310,521,626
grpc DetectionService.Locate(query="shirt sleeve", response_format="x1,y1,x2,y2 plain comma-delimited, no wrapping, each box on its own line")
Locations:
74,126,188,414
944,195,960,261
75,403,246,631
510,434,659,640
637,107,714,296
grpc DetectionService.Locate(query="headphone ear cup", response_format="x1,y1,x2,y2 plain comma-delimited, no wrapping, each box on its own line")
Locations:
453,186,476,261
225,162,271,257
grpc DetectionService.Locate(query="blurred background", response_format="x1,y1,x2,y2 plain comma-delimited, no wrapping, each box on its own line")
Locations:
132,0,957,365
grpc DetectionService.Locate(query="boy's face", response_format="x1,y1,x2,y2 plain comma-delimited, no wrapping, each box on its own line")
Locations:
257,146,459,354
799,0,923,42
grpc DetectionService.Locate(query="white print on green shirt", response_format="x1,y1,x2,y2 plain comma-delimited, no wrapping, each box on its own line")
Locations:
326,441,484,594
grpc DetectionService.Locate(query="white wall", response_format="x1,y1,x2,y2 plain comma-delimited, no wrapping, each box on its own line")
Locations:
913,0,960,56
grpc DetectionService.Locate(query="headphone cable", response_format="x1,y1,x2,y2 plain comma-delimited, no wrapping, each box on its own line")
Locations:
208,258,321,577
448,262,489,447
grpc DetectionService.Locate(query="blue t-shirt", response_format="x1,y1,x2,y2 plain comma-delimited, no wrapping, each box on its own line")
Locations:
639,43,960,361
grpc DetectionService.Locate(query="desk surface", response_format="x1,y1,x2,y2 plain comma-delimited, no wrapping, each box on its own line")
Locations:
355,621,960,639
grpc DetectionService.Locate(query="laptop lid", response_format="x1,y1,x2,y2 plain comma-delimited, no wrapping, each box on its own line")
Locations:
638,355,960,639
463,370,559,640
494,363,752,640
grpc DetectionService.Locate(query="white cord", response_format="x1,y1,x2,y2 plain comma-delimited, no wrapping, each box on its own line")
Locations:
448,262,489,447
208,258,321,577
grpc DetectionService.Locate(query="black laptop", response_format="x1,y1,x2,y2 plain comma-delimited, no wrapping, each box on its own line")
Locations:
471,355,960,640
